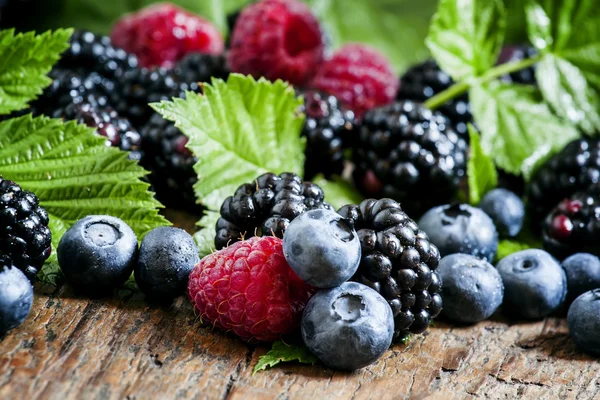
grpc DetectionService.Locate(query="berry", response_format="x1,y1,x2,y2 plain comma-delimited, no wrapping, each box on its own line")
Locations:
567,289,600,355
496,249,567,320
135,226,199,301
497,46,538,85
0,177,52,280
337,198,442,341
227,0,325,86
0,255,33,335
187,236,314,342
214,172,331,250
352,100,467,216
419,204,498,262
562,253,600,303
111,3,224,68
301,281,394,371
283,209,361,288
57,215,138,295
172,52,230,84
479,188,525,238
437,254,503,324
311,44,398,118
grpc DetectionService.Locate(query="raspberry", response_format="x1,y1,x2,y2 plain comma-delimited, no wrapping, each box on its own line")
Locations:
187,236,315,342
111,3,224,68
310,44,398,119
227,0,325,86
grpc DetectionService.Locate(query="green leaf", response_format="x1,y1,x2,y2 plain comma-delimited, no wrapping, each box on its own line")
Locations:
0,115,170,286
194,211,220,258
253,340,318,374
0,29,72,115
467,125,498,205
426,0,506,80
311,175,363,210
495,226,541,261
152,73,305,212
469,81,579,175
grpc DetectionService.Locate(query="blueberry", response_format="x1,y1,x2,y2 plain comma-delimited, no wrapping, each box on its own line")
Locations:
496,249,567,319
134,226,199,301
437,254,503,324
0,258,33,335
568,289,600,355
562,253,600,303
58,215,138,295
283,209,361,288
479,188,524,237
301,281,394,370
418,204,498,262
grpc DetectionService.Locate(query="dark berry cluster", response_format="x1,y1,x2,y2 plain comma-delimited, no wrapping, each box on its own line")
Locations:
497,45,538,85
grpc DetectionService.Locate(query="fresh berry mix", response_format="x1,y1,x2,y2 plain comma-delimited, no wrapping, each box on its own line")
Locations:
479,188,525,238
311,44,398,118
0,177,52,280
283,209,361,288
352,100,467,217
496,46,538,85
567,289,600,356
419,204,499,262
214,172,331,250
437,254,503,324
188,236,315,342
57,215,138,295
301,281,394,371
562,253,600,303
111,3,224,68
496,249,567,320
0,255,33,335
337,198,442,341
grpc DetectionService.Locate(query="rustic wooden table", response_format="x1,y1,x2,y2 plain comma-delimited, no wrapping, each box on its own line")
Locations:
1,210,599,400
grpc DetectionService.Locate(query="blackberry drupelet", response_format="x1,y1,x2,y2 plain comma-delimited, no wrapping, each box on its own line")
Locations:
352,100,468,217
0,177,52,280
337,198,442,341
214,172,331,249
497,45,537,85
172,53,229,86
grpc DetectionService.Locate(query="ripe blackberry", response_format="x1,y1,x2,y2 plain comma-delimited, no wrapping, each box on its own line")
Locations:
497,45,537,85
352,100,468,217
215,172,331,250
0,177,52,280
337,198,442,341
172,53,229,85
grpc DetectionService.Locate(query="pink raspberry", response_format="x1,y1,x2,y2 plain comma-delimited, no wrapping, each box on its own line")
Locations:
227,0,325,86
310,44,399,118
187,236,315,342
111,3,224,68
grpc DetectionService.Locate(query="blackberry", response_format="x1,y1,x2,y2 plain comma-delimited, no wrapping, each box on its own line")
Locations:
172,53,229,85
215,172,331,249
497,45,537,85
337,198,442,341
352,100,468,217
0,177,52,280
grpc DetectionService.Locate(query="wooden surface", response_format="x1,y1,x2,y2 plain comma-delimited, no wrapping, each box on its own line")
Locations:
1,209,599,400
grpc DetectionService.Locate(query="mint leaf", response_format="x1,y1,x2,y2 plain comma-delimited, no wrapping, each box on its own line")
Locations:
426,0,506,80
253,340,317,374
153,73,305,212
0,115,169,286
311,175,363,210
495,227,541,261
194,211,220,257
467,125,498,205
0,28,72,114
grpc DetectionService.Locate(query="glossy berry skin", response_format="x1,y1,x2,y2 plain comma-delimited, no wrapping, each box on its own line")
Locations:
135,227,199,301
419,204,498,263
496,249,567,320
437,254,503,324
301,281,394,371
57,215,138,295
188,236,315,342
479,188,525,238
561,253,600,303
568,289,600,356
0,256,33,335
283,209,361,288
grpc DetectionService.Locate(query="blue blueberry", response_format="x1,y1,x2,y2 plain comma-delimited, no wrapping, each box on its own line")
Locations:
437,254,503,324
135,226,199,301
0,256,33,335
479,188,524,237
58,215,138,295
562,253,600,303
568,289,600,355
418,204,498,262
496,249,567,319
301,281,394,370
283,209,361,288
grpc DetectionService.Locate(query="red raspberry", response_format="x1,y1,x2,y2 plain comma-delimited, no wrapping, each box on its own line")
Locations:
227,0,325,86
111,3,224,68
310,44,398,118
187,236,314,342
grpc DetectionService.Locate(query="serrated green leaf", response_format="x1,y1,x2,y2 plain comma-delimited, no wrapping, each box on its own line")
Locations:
0,28,72,114
253,340,318,375
467,125,498,205
194,211,220,258
311,175,363,210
